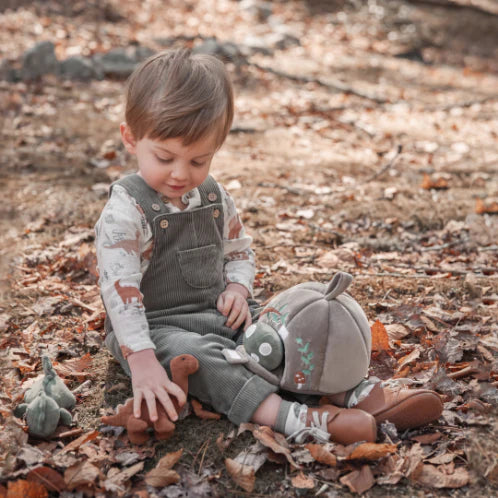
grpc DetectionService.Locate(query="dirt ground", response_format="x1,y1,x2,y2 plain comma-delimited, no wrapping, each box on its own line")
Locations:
0,1,497,496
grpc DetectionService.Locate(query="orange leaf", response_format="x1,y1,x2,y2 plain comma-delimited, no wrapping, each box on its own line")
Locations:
371,320,390,352
144,449,183,487
225,458,255,492
291,471,315,489
191,399,221,420
347,443,397,461
253,426,299,468
421,173,449,190
340,465,375,494
305,444,337,466
60,430,99,454
27,466,66,493
6,480,48,498
476,198,498,215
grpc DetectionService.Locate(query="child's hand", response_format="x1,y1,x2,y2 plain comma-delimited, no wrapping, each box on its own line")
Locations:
127,349,186,423
217,282,252,331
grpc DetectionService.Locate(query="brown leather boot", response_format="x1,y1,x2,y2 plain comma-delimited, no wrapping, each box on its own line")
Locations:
354,382,443,430
286,403,377,445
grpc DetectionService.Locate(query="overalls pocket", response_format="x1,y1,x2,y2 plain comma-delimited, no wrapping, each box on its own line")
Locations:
177,244,222,289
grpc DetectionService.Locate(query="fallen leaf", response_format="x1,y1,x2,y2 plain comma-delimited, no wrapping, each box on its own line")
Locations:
475,198,498,215
103,462,144,491
410,463,469,488
191,399,221,420
411,433,441,444
144,449,182,487
225,458,255,492
347,442,397,461
26,466,66,493
305,443,337,466
421,173,449,190
291,471,314,489
385,323,410,342
59,430,99,454
64,461,101,491
396,348,420,370
340,465,375,494
252,426,299,468
371,320,390,352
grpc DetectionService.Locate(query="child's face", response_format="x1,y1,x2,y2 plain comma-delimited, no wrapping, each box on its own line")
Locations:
120,123,217,208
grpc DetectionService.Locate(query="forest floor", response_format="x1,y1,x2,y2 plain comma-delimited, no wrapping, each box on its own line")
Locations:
0,1,497,497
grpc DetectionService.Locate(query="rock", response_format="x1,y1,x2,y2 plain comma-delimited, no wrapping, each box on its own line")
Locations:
92,47,138,78
0,59,20,82
193,39,242,62
21,41,59,81
60,56,102,81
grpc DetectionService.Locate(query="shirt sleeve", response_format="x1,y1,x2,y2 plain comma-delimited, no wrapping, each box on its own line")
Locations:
94,185,155,356
220,184,256,295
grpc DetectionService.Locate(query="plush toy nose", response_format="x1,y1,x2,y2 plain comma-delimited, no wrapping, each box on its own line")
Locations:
324,272,353,300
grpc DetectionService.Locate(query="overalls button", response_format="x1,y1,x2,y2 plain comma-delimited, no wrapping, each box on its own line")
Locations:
160,219,169,229
151,203,161,211
208,192,217,202
213,209,220,218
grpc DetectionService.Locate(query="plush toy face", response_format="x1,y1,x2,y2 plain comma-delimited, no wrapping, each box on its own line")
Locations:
242,322,284,371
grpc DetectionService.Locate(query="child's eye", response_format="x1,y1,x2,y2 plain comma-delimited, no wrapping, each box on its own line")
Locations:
156,156,173,164
191,160,205,167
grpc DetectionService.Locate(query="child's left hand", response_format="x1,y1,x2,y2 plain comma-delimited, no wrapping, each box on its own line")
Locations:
217,283,252,331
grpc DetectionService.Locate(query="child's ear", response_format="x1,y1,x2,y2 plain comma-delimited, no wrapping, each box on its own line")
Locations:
120,122,137,154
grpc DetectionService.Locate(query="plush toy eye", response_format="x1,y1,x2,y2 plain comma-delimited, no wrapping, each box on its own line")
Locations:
259,343,272,356
245,324,257,338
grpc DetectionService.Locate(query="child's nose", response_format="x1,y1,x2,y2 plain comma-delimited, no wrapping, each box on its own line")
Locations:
171,162,188,180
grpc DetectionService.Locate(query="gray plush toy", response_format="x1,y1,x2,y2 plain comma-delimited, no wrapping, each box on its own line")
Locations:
223,272,371,395
14,355,75,438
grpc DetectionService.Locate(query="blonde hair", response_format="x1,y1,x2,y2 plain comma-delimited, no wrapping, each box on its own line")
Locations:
124,49,234,149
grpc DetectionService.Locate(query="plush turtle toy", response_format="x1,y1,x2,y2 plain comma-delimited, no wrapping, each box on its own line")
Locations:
223,272,372,395
14,355,75,438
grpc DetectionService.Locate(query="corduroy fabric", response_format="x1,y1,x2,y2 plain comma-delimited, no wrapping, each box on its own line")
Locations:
105,174,277,424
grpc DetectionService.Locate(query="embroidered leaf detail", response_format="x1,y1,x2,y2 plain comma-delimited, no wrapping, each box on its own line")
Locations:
302,369,312,375
296,337,303,345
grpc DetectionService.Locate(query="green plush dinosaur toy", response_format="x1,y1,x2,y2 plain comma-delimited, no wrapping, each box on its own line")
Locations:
23,355,76,410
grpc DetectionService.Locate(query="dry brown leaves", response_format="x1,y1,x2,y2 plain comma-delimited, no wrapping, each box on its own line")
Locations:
144,449,183,487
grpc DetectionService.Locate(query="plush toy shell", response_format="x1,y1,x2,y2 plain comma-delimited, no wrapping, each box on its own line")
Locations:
258,272,371,395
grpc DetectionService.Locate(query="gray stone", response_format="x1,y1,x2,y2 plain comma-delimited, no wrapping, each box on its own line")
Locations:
60,56,102,81
0,59,20,82
92,47,137,78
193,39,242,62
21,41,59,81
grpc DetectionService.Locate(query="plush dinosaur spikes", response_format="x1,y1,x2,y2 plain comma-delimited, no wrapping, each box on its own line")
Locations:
24,355,76,410
102,354,199,444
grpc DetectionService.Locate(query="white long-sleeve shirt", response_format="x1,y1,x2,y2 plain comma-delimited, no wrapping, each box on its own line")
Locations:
95,182,255,354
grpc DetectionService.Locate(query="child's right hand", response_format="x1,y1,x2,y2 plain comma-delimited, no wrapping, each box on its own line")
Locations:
127,349,186,423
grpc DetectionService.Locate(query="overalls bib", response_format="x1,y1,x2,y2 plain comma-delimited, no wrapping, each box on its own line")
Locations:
105,174,277,424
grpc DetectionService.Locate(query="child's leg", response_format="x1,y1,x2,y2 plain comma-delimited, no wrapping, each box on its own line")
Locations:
255,392,377,445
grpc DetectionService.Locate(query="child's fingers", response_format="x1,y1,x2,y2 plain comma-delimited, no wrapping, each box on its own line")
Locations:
228,300,248,330
243,310,252,331
222,294,235,317
216,293,225,313
166,381,187,408
133,392,143,418
144,392,158,422
156,389,178,422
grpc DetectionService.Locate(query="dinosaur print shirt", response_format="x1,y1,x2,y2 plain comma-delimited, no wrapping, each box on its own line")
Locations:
95,182,255,354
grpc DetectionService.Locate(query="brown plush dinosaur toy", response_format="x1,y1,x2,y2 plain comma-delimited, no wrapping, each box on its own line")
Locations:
102,354,199,444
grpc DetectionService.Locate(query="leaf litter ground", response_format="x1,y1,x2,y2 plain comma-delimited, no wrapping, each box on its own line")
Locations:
0,1,497,496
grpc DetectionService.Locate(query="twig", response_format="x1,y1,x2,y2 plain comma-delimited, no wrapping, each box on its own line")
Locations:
72,379,91,394
198,439,210,475
420,241,461,252
365,145,402,182
256,181,304,195
447,366,480,380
